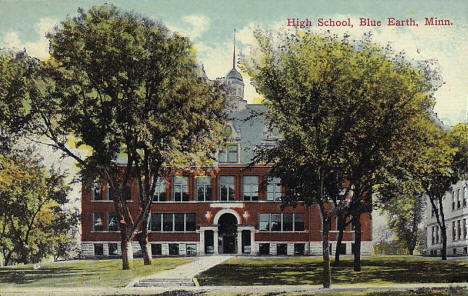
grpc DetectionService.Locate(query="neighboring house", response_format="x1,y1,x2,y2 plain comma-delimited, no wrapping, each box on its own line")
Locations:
80,47,372,258
424,179,468,256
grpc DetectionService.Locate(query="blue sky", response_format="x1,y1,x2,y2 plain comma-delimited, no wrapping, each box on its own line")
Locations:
1,0,467,125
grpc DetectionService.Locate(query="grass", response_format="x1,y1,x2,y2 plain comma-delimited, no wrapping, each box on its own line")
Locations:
197,256,468,286
0,257,193,288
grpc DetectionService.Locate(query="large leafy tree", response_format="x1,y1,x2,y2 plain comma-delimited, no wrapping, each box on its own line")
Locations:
0,50,37,153
0,150,77,266
243,30,434,286
31,6,227,269
405,122,468,260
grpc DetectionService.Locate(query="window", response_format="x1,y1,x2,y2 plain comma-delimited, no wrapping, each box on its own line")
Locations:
258,213,304,232
267,177,282,201
283,214,293,231
123,185,132,201
452,221,456,241
271,214,281,231
169,244,179,256
457,189,461,209
174,213,185,231
338,243,347,255
277,244,287,255
93,213,104,231
186,214,196,231
94,243,103,256
295,214,305,231
259,214,270,231
92,182,102,200
294,243,305,256
108,243,118,256
431,226,435,245
259,243,270,255
457,220,461,240
463,186,467,207
464,219,467,239
243,176,258,201
452,191,455,211
149,213,196,232
219,144,239,163
196,177,212,201
220,176,235,201
151,244,162,256
436,226,440,244
153,177,166,202
107,213,119,231
150,213,162,231
186,244,197,256
173,176,189,202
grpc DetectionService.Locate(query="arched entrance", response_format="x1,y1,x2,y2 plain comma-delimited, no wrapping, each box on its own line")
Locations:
218,213,238,254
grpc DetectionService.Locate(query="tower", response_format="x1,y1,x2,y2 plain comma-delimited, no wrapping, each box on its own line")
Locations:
225,29,246,110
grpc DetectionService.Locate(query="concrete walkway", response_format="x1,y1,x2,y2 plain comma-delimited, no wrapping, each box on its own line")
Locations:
127,255,233,287
1,283,467,295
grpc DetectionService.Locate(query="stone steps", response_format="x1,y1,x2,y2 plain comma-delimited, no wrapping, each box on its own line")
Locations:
133,278,195,287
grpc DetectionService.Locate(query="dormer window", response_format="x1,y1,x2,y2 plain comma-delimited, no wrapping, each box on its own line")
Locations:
219,144,239,163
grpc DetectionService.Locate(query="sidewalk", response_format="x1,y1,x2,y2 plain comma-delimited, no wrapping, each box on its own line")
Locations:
1,282,467,295
126,255,233,287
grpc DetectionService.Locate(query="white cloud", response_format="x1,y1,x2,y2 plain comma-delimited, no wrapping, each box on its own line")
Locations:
1,17,56,59
169,15,210,40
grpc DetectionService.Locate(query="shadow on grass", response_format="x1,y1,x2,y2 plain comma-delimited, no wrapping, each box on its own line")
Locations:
197,257,468,286
0,266,88,285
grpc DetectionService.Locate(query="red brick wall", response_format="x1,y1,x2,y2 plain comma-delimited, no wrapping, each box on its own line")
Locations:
81,166,372,243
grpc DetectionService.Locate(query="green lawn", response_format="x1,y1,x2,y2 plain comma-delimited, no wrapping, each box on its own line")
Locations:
0,257,193,288
197,256,468,286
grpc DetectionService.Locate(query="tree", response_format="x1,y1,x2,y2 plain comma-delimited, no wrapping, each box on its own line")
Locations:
406,122,468,260
378,179,426,255
0,50,37,153
30,6,227,269
243,30,435,286
0,150,77,266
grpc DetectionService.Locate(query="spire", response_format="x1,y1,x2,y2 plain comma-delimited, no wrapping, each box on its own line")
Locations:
232,29,236,69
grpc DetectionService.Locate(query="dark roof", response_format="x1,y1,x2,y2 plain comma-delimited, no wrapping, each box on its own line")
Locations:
229,104,267,164
226,67,244,83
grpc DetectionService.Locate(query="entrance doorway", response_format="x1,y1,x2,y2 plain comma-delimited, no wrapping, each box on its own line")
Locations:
218,213,238,254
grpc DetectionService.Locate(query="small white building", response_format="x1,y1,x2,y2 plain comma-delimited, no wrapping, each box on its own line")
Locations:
424,179,468,256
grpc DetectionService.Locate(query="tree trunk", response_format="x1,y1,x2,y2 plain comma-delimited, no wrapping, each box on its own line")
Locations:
136,230,152,265
333,214,345,267
322,216,331,288
353,213,361,271
121,238,131,270
438,198,447,260
409,248,414,256
441,226,447,260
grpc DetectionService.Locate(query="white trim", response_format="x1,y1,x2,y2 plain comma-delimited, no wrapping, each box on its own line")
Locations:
213,209,241,224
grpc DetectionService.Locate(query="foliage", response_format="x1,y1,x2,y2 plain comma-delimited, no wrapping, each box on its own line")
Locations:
29,5,227,268
398,121,468,259
377,178,426,255
0,150,78,265
0,50,38,152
